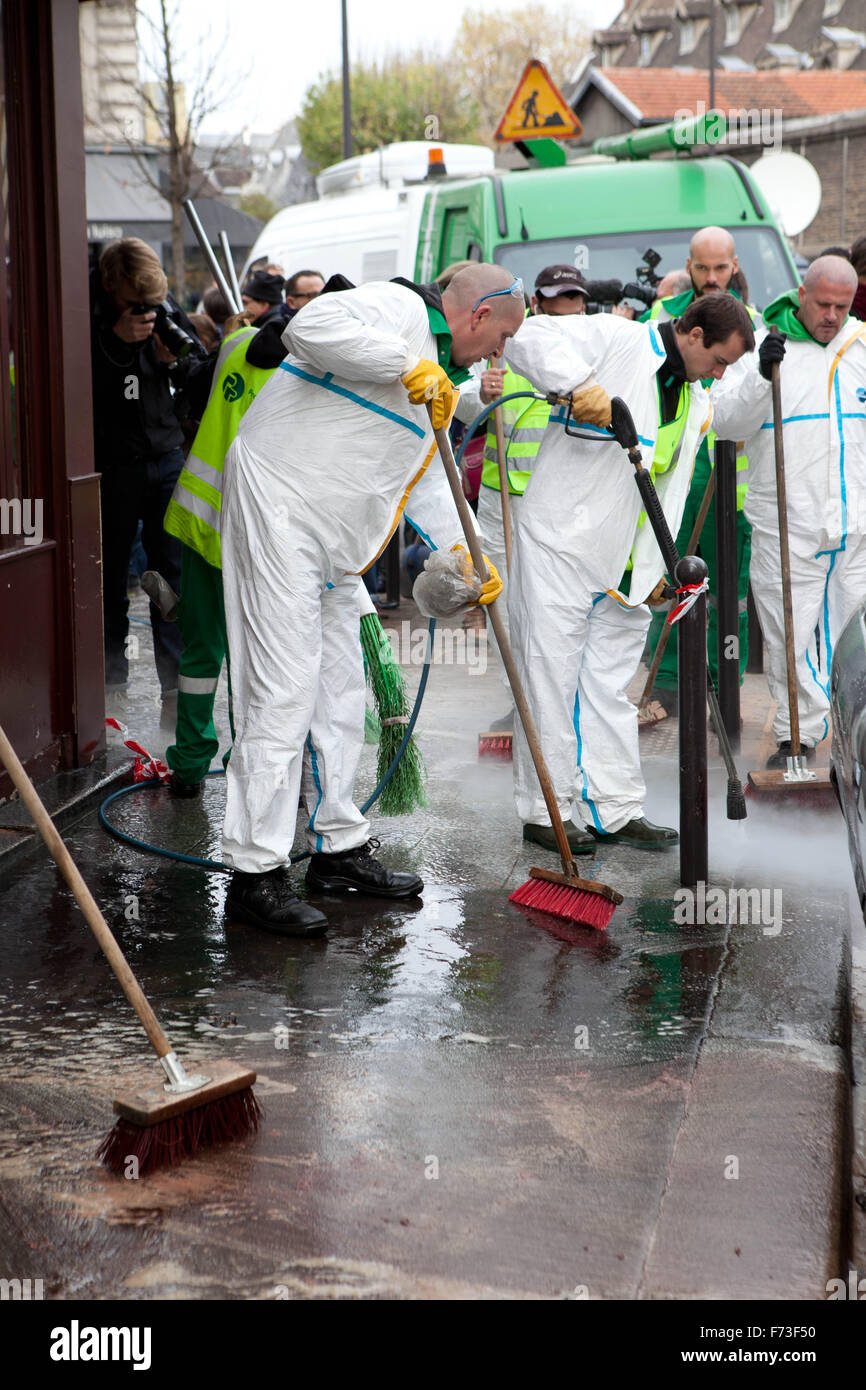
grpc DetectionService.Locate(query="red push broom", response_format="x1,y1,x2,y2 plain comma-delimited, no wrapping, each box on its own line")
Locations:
0,721,261,1175
428,412,623,931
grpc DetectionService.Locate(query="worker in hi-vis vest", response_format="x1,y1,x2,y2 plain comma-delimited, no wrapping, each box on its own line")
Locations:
455,263,590,728
162,300,385,797
641,227,759,708
162,317,284,794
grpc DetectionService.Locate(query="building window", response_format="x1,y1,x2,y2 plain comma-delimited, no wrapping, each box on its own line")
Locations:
639,31,653,64
823,0,843,15
680,18,696,52
724,5,742,45
773,0,791,29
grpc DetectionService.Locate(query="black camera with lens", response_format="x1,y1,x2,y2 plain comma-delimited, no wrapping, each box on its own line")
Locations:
131,300,197,359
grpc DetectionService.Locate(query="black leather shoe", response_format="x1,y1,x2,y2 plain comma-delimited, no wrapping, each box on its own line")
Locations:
226,867,328,937
522,820,596,855
587,816,678,850
305,839,423,898
169,773,203,798
765,741,816,770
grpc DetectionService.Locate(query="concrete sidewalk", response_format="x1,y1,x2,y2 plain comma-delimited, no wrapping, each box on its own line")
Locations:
0,594,861,1300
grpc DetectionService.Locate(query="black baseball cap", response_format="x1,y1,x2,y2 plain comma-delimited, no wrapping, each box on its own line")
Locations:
534,264,589,299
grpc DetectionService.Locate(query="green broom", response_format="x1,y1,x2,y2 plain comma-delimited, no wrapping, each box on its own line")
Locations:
360,611,426,815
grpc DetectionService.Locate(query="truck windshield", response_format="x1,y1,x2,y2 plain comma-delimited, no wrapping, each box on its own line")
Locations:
495,226,796,313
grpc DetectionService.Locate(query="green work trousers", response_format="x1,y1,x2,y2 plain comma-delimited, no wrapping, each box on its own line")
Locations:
648,442,751,689
165,546,231,782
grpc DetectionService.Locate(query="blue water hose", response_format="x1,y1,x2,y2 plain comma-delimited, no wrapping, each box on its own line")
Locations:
454,391,546,478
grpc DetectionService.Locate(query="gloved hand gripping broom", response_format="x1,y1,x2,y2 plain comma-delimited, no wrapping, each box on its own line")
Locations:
427,407,623,931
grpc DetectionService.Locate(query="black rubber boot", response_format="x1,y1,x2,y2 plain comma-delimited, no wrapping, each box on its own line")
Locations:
522,819,596,855
169,772,203,798
587,816,678,850
305,839,423,898
226,867,328,937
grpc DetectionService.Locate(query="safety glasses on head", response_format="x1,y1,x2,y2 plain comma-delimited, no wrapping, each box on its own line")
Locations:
471,277,524,315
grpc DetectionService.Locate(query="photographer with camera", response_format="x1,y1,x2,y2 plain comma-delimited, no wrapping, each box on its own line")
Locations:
90,237,206,704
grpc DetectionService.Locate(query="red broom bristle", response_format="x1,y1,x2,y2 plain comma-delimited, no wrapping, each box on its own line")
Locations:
478,734,513,760
509,876,616,931
96,1086,263,1175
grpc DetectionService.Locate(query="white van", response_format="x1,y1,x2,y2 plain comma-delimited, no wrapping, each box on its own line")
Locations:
243,141,494,285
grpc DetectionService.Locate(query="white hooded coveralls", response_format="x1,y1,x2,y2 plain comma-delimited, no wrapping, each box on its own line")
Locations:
710,317,866,746
220,281,468,872
504,314,711,831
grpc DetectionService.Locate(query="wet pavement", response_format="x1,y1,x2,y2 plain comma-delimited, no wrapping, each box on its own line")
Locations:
0,594,862,1300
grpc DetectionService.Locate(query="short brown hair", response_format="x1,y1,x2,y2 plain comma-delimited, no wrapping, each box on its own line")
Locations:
99,238,167,303
677,293,755,352
285,268,324,297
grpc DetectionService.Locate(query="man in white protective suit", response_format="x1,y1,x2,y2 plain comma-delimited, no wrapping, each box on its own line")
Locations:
505,294,755,854
220,265,524,937
709,254,866,767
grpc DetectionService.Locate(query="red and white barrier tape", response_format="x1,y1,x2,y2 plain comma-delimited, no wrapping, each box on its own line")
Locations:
105,717,170,783
668,577,709,625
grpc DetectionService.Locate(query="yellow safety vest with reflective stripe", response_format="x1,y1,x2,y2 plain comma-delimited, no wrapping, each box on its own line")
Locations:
480,362,549,496
164,327,268,569
649,294,755,510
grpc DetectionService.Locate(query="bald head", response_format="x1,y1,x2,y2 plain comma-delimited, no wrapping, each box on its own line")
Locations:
802,255,857,295
687,226,738,297
798,255,857,343
442,264,526,367
443,264,519,310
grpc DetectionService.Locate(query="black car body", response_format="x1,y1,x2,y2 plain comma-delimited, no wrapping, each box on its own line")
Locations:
830,600,866,915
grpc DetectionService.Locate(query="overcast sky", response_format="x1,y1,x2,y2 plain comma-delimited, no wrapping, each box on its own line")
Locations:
141,0,621,136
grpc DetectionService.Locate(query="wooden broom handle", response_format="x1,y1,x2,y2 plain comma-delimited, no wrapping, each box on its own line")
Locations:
491,354,513,575
769,336,801,757
429,412,576,877
0,722,173,1059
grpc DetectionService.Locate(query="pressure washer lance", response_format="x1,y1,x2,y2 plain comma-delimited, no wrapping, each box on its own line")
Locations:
603,396,747,822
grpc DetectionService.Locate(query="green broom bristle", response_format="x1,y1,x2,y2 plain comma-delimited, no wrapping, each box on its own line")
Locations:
360,612,426,815
364,704,381,744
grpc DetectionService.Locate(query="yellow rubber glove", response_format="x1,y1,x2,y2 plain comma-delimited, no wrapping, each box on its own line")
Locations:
450,544,503,606
570,383,612,428
402,359,457,431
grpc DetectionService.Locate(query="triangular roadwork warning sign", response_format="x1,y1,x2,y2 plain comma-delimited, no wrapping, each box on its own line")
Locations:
494,58,583,142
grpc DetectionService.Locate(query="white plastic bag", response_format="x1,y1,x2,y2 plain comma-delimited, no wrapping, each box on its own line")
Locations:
412,549,480,618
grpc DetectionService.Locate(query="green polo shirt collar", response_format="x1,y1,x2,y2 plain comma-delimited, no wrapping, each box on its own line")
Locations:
425,304,471,386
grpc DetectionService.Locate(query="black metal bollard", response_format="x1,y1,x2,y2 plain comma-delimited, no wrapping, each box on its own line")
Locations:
677,553,708,889
714,438,741,751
